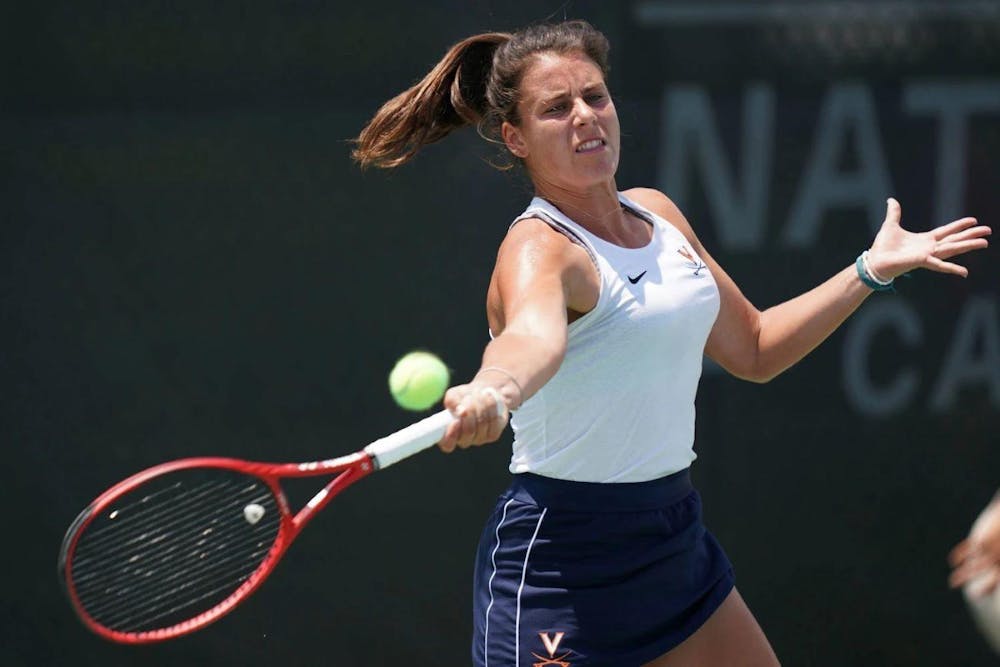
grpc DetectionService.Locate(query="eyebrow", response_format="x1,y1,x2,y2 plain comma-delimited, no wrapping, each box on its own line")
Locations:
536,82,607,107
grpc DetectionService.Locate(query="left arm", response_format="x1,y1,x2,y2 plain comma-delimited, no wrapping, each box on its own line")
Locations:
629,190,990,382
716,263,869,383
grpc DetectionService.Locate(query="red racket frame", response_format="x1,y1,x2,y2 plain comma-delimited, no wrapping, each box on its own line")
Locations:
61,451,375,644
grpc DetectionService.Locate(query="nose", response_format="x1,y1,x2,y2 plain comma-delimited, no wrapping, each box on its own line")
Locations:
572,97,597,126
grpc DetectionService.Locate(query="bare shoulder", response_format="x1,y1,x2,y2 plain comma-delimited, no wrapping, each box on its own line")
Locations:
495,216,589,273
488,216,599,332
622,187,700,245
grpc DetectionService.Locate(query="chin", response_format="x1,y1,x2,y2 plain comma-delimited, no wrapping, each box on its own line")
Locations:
578,164,619,186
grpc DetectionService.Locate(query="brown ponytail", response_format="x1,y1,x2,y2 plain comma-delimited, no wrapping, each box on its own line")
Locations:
352,20,611,170
352,32,510,169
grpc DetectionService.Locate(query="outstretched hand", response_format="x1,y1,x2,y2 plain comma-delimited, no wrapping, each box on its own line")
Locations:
867,198,991,281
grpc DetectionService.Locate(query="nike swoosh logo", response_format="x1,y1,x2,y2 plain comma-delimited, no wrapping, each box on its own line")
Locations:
627,271,647,284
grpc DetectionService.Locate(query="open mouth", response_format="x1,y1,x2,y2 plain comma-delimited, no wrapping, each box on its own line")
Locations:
575,139,606,153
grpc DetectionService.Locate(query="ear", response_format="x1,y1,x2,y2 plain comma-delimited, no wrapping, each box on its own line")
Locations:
501,121,528,159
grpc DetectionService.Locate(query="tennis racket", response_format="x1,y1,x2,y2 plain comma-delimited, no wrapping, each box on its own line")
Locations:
58,408,454,644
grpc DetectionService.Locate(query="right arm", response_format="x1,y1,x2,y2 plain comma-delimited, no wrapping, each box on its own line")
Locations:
438,218,597,451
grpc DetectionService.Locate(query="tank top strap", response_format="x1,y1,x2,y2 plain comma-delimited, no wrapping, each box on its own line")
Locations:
511,197,601,272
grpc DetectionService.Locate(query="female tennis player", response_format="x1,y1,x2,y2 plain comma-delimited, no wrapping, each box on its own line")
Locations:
353,20,990,667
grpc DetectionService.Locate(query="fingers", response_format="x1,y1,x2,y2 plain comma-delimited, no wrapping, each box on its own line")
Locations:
939,222,992,245
951,555,1000,594
950,538,974,567
934,238,990,260
884,197,902,227
932,216,982,240
924,230,991,274
950,533,1000,596
438,383,509,453
950,551,986,588
925,256,969,277
930,218,989,264
921,223,989,274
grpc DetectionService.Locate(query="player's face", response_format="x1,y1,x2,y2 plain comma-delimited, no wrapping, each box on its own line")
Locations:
502,51,620,192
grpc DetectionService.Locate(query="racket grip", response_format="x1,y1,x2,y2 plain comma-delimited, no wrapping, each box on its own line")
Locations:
364,409,455,469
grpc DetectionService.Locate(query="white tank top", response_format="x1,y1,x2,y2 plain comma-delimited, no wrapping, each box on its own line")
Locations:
507,193,721,483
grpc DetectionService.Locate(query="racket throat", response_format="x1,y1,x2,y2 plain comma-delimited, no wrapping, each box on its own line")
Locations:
292,456,375,531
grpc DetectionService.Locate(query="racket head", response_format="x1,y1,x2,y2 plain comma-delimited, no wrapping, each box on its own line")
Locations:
59,458,292,644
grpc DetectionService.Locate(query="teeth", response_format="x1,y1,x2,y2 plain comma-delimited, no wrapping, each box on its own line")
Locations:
577,139,603,152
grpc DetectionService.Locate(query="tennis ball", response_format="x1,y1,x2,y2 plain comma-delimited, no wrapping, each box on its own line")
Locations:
388,351,450,411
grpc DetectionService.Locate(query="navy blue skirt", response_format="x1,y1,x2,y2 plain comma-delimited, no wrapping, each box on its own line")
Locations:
472,470,734,667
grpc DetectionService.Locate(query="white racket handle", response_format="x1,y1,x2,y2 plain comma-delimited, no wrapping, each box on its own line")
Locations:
363,409,455,469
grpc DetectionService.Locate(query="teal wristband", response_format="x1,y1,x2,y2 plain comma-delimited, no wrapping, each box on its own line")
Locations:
855,253,894,292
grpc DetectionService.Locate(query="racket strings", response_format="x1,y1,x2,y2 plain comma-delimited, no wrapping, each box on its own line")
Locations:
74,477,243,547
72,490,273,619
77,516,276,625
72,480,264,573
85,535,276,631
68,469,281,634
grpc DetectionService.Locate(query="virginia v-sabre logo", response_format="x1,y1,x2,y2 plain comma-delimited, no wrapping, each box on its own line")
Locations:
532,631,571,666
677,245,707,275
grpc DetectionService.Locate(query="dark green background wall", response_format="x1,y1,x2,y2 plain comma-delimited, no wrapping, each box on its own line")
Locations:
4,2,999,665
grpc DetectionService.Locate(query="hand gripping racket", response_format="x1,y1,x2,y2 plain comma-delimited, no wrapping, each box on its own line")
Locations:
58,409,454,644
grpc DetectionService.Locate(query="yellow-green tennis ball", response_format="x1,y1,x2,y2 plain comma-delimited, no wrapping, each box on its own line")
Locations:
388,351,450,411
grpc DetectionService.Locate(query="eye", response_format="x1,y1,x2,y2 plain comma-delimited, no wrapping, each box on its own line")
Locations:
545,103,567,114
586,93,606,104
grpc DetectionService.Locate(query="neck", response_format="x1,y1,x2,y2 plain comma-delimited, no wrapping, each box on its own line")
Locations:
533,181,623,231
